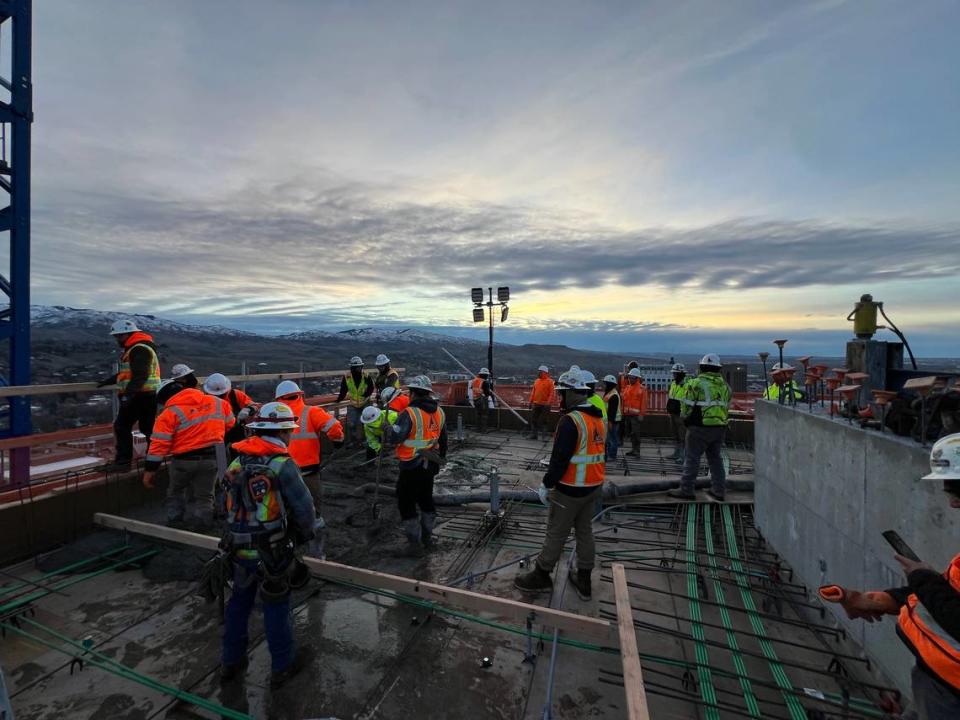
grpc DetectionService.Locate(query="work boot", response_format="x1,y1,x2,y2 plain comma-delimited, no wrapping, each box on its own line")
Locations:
514,565,553,594
270,646,314,690
666,488,696,500
706,489,726,503
568,569,592,601
420,512,437,549
219,656,249,684
401,518,424,557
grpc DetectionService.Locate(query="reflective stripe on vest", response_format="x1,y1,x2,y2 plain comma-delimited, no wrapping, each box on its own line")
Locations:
559,411,606,488
117,342,161,393
897,555,960,690
345,374,370,408
604,389,622,422
396,407,444,461
471,377,484,400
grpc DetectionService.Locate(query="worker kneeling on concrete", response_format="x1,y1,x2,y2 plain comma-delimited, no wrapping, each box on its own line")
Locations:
361,404,397,461
514,367,606,600
819,434,960,720
218,402,317,689
668,354,731,502
391,376,447,556
143,379,236,528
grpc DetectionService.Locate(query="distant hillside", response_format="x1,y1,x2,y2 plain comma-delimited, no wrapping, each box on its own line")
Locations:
17,305,667,386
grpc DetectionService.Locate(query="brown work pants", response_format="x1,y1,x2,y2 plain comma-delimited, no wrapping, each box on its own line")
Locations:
529,403,551,438
535,485,602,573
624,415,644,452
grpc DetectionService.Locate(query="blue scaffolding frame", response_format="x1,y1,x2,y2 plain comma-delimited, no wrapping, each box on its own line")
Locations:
0,0,32,485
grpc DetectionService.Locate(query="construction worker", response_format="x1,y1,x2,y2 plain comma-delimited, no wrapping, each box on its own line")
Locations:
143,380,235,527
218,401,316,689
602,375,621,461
360,404,398,461
818,434,960,720
621,368,647,456
618,360,640,392
275,380,345,475
580,370,608,421
514,368,605,600
527,365,555,440
98,319,162,472
337,356,374,447
203,373,257,458
469,368,493,433
170,363,199,389
391,375,447,556
668,354,731,501
373,353,401,402
666,363,688,461
763,363,805,402
382,385,410,413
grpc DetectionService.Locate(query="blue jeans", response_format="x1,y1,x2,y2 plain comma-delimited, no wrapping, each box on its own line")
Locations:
606,422,620,460
912,664,960,720
222,561,294,673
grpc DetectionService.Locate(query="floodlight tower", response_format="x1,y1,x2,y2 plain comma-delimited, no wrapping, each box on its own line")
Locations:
471,287,509,379
0,1,32,487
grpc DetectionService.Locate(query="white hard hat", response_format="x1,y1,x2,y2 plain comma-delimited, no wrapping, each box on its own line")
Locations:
538,365,549,373
672,363,686,373
923,434,960,481
407,375,433,392
628,368,643,379
361,406,382,425
275,379,302,398
158,378,176,391
349,356,364,367
376,354,390,366
110,318,140,335
579,370,598,387
203,372,231,396
381,386,399,404
771,363,794,372
570,365,581,372
700,353,722,367
478,367,490,376
603,374,617,384
170,363,195,380
247,402,299,430
556,368,588,391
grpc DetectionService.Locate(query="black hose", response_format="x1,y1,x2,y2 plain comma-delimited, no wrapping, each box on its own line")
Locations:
879,304,918,370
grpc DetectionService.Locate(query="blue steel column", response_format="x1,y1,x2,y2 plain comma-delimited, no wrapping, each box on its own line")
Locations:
0,0,33,486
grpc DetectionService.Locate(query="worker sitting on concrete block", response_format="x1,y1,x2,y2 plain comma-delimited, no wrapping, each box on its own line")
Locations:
819,434,960,720
668,353,731,502
515,367,605,601
217,401,317,689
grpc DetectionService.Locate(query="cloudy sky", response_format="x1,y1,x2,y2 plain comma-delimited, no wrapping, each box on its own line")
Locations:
22,1,960,355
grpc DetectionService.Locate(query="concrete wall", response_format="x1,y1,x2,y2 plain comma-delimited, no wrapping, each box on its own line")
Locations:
754,400,959,699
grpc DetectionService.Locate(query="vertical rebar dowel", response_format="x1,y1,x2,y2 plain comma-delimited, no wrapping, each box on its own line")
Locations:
456,413,464,442
490,469,500,515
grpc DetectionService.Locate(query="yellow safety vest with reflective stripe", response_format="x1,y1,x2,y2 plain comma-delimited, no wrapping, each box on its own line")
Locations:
680,373,730,426
559,410,606,487
668,381,687,401
118,342,160,393
604,388,622,422
364,409,398,453
763,381,802,401
345,374,371,408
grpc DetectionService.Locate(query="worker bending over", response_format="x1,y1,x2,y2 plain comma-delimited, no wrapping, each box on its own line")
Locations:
621,368,647,456
382,386,410,413
337,356,373,448
668,354,731,501
391,376,447,556
204,373,256,459
360,403,398,461
819,434,960,720
514,368,605,601
143,379,235,527
218,402,316,689
469,368,493,433
527,365,554,441
100,319,162,472
601,375,621,461
666,363,688,461
373,354,401,403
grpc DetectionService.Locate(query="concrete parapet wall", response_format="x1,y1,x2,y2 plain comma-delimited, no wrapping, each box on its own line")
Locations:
754,400,957,699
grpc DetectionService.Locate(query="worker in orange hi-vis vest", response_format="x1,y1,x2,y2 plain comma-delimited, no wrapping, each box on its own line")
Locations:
527,365,555,441
468,368,493,433
620,368,648,457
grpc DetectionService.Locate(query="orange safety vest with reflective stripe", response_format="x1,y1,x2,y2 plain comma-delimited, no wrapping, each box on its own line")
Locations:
284,396,344,469
621,382,647,416
395,406,445,462
117,332,161,394
470,377,485,402
898,554,960,691
147,389,234,461
559,410,606,488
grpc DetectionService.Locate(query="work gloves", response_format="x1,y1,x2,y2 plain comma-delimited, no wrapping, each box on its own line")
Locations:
819,585,899,622
537,485,550,506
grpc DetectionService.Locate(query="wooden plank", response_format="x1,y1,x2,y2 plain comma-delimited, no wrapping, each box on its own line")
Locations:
612,563,651,720
0,368,405,398
94,513,614,644
0,424,113,451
